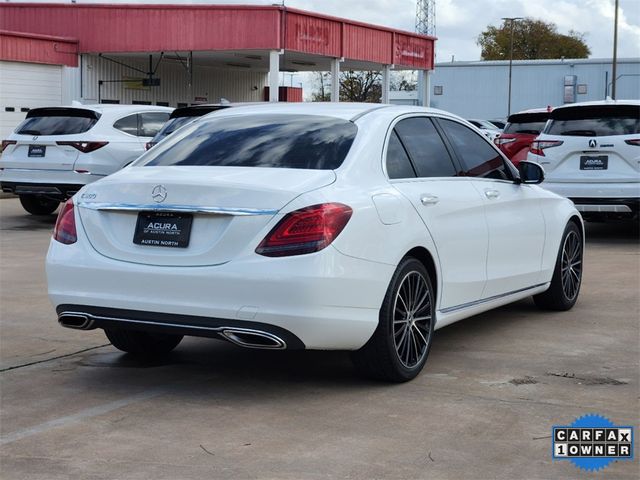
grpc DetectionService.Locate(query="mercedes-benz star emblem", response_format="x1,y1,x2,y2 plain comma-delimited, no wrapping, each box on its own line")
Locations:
151,184,167,203
588,139,597,148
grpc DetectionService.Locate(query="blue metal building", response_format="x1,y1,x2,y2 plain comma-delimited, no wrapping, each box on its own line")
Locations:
427,58,640,120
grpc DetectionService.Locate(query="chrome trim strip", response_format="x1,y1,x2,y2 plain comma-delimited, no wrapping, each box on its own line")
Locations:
439,283,548,314
575,204,632,213
58,311,287,350
76,202,278,216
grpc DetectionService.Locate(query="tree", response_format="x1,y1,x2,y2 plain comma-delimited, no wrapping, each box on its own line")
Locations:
340,70,382,102
390,71,418,91
311,72,331,102
477,18,590,60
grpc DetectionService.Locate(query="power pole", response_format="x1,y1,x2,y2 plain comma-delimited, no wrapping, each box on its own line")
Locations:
502,17,522,116
416,0,436,107
611,0,619,99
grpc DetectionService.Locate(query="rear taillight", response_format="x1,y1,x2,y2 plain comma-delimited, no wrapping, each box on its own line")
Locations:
53,201,77,245
530,140,563,156
145,142,156,150
256,203,352,257
625,139,640,147
1,140,16,152
494,137,516,146
56,141,108,153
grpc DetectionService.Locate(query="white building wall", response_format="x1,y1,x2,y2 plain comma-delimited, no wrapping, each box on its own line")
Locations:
0,61,63,138
428,58,640,119
80,54,268,106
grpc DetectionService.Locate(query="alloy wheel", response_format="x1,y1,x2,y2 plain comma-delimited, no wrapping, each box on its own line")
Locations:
561,231,582,301
392,271,432,368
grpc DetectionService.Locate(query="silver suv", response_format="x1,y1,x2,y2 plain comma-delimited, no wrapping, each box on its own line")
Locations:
1,105,172,215
528,100,640,221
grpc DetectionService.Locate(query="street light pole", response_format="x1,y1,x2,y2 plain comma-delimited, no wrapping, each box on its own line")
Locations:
502,17,522,116
611,0,619,99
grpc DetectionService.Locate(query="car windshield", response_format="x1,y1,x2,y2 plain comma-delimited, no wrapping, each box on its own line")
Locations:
15,108,99,136
545,104,640,137
137,114,358,170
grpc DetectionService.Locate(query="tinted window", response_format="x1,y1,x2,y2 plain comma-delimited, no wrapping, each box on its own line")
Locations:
113,114,139,136
386,130,416,179
151,116,198,143
16,108,99,135
439,119,511,180
394,118,457,178
139,112,170,137
504,112,549,135
140,114,357,170
546,105,640,136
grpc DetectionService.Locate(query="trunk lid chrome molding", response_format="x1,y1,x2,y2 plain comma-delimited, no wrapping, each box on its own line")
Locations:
76,202,279,216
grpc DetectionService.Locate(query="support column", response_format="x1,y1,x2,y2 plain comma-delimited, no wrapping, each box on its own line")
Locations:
381,65,391,104
330,58,341,102
421,69,432,107
268,50,280,102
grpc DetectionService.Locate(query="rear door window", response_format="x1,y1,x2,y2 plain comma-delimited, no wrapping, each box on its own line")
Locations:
113,114,139,136
393,117,457,178
545,104,640,136
438,119,512,180
140,114,357,170
15,108,99,135
139,112,170,137
386,130,416,179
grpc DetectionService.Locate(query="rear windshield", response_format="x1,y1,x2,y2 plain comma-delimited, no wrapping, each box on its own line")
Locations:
503,112,549,135
139,114,358,170
152,116,197,142
15,108,99,136
545,105,640,137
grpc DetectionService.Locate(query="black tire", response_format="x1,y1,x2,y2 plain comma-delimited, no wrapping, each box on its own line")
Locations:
534,222,583,311
351,257,435,382
19,195,60,215
104,329,183,357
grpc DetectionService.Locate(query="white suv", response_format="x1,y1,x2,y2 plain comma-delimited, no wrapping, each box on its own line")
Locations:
0,105,172,215
528,100,639,221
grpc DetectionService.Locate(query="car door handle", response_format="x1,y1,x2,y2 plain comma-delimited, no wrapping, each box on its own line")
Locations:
420,194,439,205
484,189,500,200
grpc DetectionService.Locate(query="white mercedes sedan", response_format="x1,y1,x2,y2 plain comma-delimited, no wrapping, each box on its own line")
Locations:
46,103,584,382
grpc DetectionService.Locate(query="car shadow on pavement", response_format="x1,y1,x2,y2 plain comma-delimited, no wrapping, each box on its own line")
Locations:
63,298,542,400
584,219,639,246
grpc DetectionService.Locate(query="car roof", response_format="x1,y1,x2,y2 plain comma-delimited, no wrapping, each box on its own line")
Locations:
551,99,640,111
79,104,174,114
205,102,463,122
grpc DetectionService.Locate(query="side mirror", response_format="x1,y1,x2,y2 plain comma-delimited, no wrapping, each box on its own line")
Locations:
517,161,545,184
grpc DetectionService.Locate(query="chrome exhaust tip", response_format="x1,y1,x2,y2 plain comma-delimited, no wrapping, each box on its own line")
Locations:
58,313,96,330
221,328,286,349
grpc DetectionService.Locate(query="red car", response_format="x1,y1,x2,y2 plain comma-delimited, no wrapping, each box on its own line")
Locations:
495,108,551,166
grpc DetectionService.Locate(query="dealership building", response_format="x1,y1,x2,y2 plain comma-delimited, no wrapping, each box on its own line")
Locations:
0,2,435,137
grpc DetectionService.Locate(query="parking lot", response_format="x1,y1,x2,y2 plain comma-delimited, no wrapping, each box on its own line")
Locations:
0,196,638,479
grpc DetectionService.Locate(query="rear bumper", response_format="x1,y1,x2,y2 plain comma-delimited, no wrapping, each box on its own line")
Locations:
1,181,86,200
541,181,640,216
46,238,394,350
0,168,103,200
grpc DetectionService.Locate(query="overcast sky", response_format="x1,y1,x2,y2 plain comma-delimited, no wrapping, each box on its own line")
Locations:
15,0,640,60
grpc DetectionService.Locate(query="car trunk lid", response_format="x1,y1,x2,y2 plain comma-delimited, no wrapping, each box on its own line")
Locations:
76,166,336,266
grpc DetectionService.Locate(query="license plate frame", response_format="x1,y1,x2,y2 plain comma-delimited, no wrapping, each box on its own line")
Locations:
580,155,608,170
133,211,193,248
28,145,46,157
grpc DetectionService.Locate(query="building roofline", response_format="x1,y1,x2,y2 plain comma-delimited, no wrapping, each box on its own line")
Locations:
1,3,436,42
435,57,640,67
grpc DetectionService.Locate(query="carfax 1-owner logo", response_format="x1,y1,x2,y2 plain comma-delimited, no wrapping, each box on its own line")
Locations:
553,414,634,472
